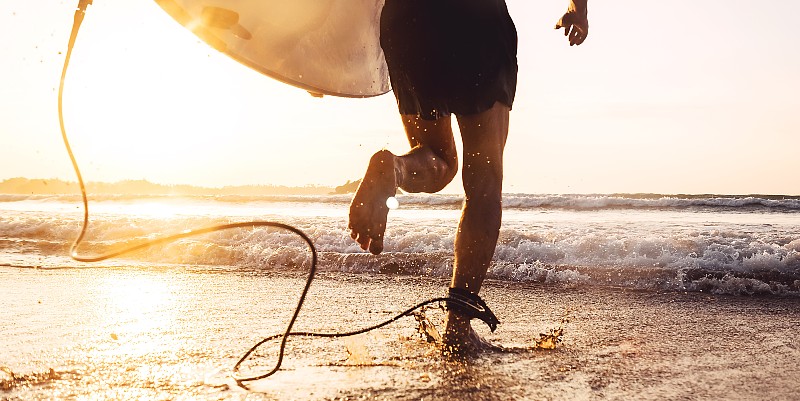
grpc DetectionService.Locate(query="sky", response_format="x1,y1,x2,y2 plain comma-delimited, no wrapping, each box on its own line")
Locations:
1,0,799,195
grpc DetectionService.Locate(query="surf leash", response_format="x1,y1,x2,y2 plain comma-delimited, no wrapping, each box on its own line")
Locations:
58,0,499,387
231,292,499,385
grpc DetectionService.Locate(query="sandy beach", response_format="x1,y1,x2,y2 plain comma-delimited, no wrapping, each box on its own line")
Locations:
2,267,798,400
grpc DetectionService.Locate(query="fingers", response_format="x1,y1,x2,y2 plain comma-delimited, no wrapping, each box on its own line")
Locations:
554,12,572,33
559,22,587,46
569,28,579,46
555,12,588,46
569,25,588,46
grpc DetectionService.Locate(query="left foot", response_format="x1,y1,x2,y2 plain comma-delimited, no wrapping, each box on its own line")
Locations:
348,150,397,254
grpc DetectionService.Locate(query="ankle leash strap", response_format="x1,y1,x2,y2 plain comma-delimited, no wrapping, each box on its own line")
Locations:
445,287,500,332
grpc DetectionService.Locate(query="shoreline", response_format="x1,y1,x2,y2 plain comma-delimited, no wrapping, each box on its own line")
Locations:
2,269,799,400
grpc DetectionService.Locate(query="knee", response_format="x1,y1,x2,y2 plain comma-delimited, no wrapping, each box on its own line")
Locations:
462,174,502,234
434,154,459,191
463,185,502,217
404,147,458,193
461,188,503,236
462,160,502,203
427,139,459,190
416,159,457,193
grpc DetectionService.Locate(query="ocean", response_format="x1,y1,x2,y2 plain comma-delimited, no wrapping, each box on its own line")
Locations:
2,193,799,295
2,193,800,400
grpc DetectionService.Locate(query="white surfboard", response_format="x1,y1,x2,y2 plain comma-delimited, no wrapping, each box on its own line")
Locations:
154,0,390,97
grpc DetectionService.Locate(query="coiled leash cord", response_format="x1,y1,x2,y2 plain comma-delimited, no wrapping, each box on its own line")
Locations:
232,287,499,385
59,1,499,386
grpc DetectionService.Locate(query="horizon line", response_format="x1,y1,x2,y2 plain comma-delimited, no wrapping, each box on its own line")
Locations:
1,177,798,198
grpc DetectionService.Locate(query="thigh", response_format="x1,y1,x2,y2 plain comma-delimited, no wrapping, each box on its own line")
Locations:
456,102,510,187
400,114,458,164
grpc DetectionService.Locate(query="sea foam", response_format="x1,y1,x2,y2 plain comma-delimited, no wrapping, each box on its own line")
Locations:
2,193,798,295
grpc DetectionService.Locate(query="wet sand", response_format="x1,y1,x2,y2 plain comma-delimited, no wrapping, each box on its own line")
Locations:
2,267,799,400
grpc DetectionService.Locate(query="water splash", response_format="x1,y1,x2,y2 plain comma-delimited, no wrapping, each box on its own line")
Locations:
412,305,443,344
343,335,374,366
532,318,569,350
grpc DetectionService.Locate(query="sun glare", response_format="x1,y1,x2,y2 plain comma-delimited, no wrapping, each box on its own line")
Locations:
62,1,292,183
97,273,177,355
119,200,189,219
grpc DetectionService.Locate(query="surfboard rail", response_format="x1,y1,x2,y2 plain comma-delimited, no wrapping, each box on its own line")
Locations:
154,0,391,98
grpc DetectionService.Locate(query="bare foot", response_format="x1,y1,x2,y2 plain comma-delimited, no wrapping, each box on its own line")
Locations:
349,150,397,254
441,312,503,357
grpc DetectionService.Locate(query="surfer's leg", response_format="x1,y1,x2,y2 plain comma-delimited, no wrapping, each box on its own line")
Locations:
396,114,459,193
349,115,458,254
444,101,509,351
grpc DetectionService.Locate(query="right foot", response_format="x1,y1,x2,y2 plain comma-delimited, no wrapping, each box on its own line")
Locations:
348,150,398,254
441,312,503,357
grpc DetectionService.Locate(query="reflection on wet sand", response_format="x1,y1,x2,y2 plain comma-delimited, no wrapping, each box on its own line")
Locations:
2,269,799,400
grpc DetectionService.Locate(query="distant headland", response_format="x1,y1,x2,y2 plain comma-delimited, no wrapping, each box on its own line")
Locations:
0,177,350,196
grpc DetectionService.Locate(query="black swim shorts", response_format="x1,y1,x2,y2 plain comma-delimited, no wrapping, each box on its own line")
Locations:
380,0,518,120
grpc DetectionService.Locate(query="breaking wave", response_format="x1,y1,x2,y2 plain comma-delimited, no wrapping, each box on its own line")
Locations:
3,193,800,211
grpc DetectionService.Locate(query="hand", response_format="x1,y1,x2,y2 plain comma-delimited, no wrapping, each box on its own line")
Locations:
555,6,588,46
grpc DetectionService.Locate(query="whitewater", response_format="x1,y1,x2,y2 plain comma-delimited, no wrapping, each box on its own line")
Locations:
2,193,799,295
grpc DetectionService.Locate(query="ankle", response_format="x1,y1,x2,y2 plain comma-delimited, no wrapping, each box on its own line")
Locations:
444,311,471,338
370,150,398,188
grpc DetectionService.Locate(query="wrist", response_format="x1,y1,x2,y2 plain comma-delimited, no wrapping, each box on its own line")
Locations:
570,0,588,16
